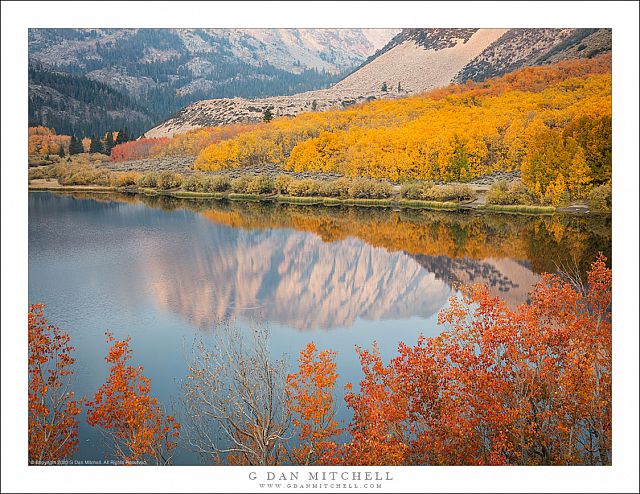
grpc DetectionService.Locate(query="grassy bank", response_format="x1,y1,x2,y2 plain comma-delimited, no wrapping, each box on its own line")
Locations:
30,184,448,209
171,190,226,199
29,182,564,215
28,182,118,193
397,199,461,210
277,195,324,205
484,179,612,214
29,161,608,216
28,163,471,211
478,204,557,215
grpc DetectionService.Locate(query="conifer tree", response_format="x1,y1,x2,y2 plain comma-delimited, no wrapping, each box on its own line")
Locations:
89,136,104,154
104,131,115,155
68,136,84,155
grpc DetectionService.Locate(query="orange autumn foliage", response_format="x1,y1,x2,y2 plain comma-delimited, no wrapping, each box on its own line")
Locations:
28,303,81,464
287,343,342,465
163,123,263,157
29,240,609,466
109,123,261,162
332,255,611,465
86,333,180,465
29,126,55,136
109,138,170,161
28,127,71,156
337,343,411,465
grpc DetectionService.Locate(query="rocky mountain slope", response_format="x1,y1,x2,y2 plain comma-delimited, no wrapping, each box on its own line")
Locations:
146,29,611,137
146,28,611,138
28,28,398,136
143,89,375,137
333,28,509,95
452,28,612,83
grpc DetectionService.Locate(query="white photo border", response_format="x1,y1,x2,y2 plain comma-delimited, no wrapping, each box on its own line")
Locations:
2,1,638,493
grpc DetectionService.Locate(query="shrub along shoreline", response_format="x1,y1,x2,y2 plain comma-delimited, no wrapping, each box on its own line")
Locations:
28,162,611,215
28,163,473,210
29,182,466,211
29,182,592,216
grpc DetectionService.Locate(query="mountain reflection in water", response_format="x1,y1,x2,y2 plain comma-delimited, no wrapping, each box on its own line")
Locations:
30,192,610,332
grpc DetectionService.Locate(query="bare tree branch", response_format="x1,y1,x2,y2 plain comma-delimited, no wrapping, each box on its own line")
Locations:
180,322,292,465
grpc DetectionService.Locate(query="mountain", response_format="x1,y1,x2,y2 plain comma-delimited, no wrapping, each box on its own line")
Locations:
144,215,538,331
28,62,153,137
452,28,612,83
145,28,611,138
342,27,611,91
147,227,453,331
28,28,399,136
332,28,509,95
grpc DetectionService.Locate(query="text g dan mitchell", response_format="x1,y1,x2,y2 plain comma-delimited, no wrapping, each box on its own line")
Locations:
249,471,393,481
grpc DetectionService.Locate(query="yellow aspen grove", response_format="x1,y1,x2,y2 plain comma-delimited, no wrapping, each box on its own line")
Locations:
190,56,610,197
101,55,610,203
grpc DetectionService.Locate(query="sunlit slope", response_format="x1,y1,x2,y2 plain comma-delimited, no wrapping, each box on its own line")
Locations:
193,55,611,196
334,29,508,95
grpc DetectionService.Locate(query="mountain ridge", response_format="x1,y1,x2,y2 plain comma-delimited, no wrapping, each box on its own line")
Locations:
145,28,611,138
28,28,399,137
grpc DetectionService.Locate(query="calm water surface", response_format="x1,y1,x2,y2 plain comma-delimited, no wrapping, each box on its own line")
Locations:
28,192,610,464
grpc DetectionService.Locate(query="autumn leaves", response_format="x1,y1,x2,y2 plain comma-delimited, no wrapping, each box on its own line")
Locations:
28,316,180,466
521,115,611,205
98,55,612,208
28,127,70,157
192,55,611,203
286,256,611,466
85,334,180,465
109,123,264,162
287,343,340,465
29,256,611,466
28,304,81,464
30,55,612,211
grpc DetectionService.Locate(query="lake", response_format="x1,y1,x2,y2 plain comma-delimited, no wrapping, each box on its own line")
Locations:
28,191,611,465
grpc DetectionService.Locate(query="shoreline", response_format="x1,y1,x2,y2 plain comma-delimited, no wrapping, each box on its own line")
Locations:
28,184,603,216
